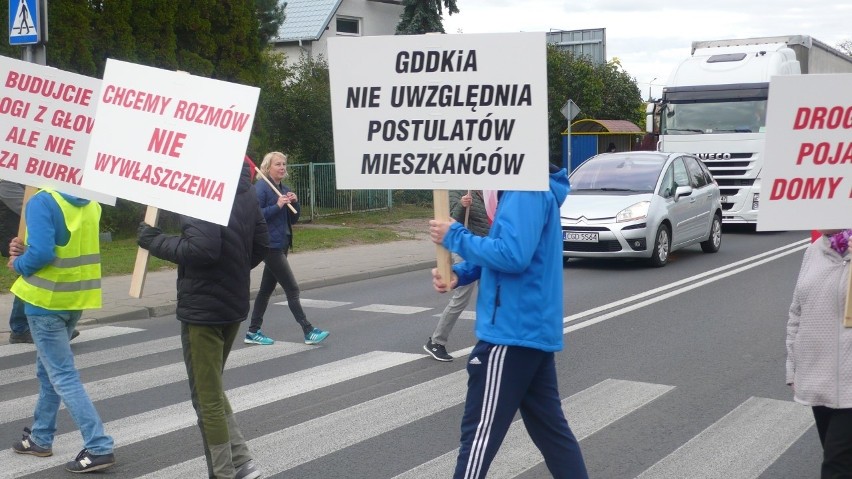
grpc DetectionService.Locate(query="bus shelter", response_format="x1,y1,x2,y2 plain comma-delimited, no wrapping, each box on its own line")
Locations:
562,119,643,171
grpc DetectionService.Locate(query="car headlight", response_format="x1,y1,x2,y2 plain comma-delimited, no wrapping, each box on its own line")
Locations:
616,201,650,223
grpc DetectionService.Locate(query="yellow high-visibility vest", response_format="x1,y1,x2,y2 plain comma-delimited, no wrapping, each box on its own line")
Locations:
11,190,102,310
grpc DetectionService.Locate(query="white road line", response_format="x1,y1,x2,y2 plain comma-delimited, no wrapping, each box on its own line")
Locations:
275,299,352,308
564,242,809,334
563,239,809,325
2,351,422,479
394,379,675,478
352,304,433,314
0,336,182,387
0,326,143,358
433,311,476,320
142,369,469,478
0,341,312,424
635,397,814,479
446,240,809,361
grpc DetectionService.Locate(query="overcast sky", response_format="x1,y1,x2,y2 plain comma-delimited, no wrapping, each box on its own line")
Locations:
442,0,851,100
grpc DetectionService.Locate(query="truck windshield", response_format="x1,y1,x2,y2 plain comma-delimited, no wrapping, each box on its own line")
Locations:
661,99,767,135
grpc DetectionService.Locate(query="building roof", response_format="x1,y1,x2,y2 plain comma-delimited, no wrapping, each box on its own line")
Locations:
274,0,342,43
570,119,643,134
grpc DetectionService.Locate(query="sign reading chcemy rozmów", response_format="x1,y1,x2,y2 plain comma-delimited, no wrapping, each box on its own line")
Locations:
0,56,114,204
327,32,549,191
757,74,852,231
82,59,259,226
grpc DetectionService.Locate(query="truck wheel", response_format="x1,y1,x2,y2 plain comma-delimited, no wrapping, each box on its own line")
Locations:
648,224,670,267
700,214,722,253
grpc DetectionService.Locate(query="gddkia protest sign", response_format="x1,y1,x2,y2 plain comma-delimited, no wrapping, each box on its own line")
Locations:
327,32,549,191
757,74,851,232
82,59,259,226
0,56,114,204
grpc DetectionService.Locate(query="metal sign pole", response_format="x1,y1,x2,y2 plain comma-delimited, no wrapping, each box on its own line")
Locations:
560,99,581,171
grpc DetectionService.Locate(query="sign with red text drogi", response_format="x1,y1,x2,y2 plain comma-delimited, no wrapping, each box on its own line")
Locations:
757,73,852,232
81,59,259,226
0,56,114,204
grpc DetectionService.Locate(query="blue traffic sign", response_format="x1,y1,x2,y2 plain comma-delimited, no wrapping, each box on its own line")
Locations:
9,0,39,46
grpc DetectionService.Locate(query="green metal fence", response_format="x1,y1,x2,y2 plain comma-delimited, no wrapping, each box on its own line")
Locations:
285,163,395,220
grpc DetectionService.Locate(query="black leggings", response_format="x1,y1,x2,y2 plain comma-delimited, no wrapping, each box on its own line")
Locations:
812,406,852,478
249,248,313,335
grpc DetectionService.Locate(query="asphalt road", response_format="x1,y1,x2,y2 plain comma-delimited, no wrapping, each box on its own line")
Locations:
0,227,823,478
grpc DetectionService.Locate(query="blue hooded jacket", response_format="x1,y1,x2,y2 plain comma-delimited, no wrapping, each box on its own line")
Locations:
442,168,570,352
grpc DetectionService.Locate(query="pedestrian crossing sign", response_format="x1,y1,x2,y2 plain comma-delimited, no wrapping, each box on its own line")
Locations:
9,0,39,45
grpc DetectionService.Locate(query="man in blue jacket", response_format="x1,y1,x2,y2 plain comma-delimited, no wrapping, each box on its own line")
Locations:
429,164,588,479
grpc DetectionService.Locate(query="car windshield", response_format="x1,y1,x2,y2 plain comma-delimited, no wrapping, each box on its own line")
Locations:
570,155,666,192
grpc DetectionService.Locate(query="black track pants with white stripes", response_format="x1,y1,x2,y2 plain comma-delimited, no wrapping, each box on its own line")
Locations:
453,341,589,479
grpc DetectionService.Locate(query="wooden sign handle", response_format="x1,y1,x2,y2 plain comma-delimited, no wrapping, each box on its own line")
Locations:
254,167,298,214
463,189,471,228
129,206,159,298
16,186,37,240
433,189,453,291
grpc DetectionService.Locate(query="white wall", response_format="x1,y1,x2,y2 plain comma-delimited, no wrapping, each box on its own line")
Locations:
273,0,402,67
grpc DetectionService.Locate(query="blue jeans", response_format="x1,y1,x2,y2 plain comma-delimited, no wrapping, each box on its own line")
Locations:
9,295,28,334
27,311,114,454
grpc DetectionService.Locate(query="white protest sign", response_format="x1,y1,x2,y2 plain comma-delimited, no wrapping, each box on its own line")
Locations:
327,32,549,191
757,74,852,231
0,56,115,204
82,59,259,226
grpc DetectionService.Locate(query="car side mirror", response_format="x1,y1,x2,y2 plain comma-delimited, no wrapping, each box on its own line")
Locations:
675,185,693,199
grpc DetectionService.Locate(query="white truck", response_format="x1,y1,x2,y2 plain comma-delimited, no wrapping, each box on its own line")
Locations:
648,35,852,224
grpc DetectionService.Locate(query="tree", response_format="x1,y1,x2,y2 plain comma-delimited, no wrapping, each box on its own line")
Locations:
43,1,98,76
255,0,286,46
396,0,458,35
546,45,644,163
262,54,334,164
839,40,852,56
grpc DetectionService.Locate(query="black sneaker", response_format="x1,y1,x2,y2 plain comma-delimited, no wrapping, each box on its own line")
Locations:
424,338,453,362
12,427,52,457
9,331,33,344
71,329,80,341
65,448,115,473
235,459,261,479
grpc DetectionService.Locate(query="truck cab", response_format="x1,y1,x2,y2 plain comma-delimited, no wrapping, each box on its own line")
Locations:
653,42,800,224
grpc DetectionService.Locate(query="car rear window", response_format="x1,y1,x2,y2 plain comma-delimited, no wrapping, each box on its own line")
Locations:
570,155,665,192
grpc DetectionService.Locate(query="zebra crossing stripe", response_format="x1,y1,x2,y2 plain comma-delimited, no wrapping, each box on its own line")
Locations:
393,378,675,479
0,341,312,424
635,397,814,479
2,350,422,478
140,369,470,478
433,311,476,320
351,304,433,314
275,298,352,308
0,336,182,387
0,326,143,358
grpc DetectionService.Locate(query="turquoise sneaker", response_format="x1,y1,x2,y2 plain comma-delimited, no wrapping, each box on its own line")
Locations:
304,328,329,345
244,330,274,345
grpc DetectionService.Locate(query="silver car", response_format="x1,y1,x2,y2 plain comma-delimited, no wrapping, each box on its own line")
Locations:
561,151,722,267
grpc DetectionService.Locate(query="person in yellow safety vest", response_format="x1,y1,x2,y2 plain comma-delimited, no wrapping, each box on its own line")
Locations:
6,189,116,473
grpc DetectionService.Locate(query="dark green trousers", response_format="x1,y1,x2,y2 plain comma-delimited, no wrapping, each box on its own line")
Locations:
181,322,252,479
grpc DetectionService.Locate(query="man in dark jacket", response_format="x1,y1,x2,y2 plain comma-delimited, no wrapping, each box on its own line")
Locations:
137,159,269,479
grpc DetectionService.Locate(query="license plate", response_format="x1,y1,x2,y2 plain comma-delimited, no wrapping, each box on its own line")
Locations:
563,231,598,243
720,196,728,203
